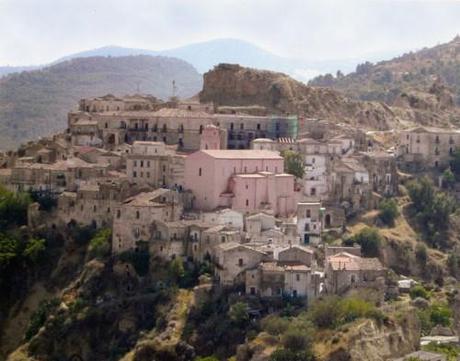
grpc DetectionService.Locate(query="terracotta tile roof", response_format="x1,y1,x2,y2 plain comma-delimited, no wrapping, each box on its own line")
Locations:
200,149,282,160
328,252,384,272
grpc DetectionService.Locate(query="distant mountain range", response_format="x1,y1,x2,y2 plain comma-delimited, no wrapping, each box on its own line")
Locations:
0,55,202,150
0,38,407,82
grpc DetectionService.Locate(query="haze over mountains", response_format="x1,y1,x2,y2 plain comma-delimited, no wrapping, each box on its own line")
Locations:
0,38,406,82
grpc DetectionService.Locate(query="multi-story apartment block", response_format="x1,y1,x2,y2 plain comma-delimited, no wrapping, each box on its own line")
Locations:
398,126,460,170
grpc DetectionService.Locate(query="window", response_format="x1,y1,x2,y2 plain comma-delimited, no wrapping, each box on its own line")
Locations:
240,123,244,130
199,168,202,176
133,171,137,178
238,258,243,267
117,210,121,218
310,188,316,196
296,274,300,281
136,210,140,219
107,207,110,213
163,165,166,172
134,160,137,167
140,160,144,167
147,172,150,178
221,236,225,243
199,125,204,134
257,123,261,130
105,122,108,129
147,161,150,167
93,205,97,212
230,123,234,130
244,166,247,173
246,199,249,207
306,209,311,218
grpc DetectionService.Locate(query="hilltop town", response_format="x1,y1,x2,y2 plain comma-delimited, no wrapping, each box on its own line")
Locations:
0,62,460,361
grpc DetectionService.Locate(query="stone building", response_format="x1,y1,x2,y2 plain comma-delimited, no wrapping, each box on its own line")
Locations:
296,202,324,245
126,141,186,188
398,126,460,170
112,189,185,253
69,96,298,151
9,157,109,193
214,242,269,285
56,177,135,228
325,252,386,294
245,262,321,300
360,151,398,196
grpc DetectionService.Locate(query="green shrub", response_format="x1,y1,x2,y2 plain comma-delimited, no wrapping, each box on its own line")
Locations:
379,198,399,226
88,228,111,259
282,327,310,352
308,296,380,329
261,315,290,336
430,302,452,327
347,227,382,258
25,298,59,340
228,302,250,326
409,285,430,300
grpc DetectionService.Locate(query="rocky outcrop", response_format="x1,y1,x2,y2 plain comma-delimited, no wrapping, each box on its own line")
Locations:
199,64,401,131
325,308,420,361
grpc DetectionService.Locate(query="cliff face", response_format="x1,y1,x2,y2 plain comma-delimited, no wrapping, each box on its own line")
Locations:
199,64,399,131
201,63,460,131
325,309,420,361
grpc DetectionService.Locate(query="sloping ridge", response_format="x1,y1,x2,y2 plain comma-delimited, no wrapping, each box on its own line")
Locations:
199,63,401,130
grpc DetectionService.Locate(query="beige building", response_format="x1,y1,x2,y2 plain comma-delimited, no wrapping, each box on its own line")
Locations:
214,242,268,285
398,126,460,170
112,189,184,253
126,141,186,188
325,252,386,294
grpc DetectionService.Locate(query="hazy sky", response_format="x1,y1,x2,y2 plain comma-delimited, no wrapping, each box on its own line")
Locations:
1,0,460,66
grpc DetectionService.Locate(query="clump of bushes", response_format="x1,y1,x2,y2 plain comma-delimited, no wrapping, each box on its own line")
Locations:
307,296,383,329
417,302,452,335
379,198,399,226
25,298,60,340
407,177,456,248
344,227,382,258
87,228,112,259
409,285,431,300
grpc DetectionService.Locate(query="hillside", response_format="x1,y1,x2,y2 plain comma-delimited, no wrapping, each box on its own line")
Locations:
309,36,460,110
199,63,460,131
0,55,202,150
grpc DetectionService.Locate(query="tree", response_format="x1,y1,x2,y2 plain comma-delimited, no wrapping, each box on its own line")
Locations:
281,151,305,179
407,177,456,248
23,238,46,263
88,228,112,259
0,185,32,229
442,168,456,189
415,243,428,267
228,302,249,326
379,198,399,226
450,150,460,180
430,303,452,327
169,257,185,282
348,227,382,258
409,285,430,300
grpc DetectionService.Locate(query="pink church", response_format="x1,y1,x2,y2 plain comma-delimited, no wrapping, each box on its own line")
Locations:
184,149,298,216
